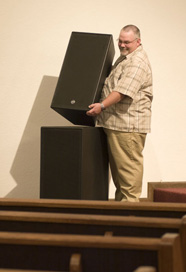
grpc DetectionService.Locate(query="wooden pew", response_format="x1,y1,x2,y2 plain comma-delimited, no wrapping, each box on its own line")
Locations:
0,231,183,272
0,211,185,239
0,210,186,271
0,253,81,272
148,181,186,202
0,265,156,272
0,198,186,218
134,267,156,272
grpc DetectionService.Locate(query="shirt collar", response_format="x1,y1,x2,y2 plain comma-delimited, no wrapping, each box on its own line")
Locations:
113,45,143,69
123,44,143,60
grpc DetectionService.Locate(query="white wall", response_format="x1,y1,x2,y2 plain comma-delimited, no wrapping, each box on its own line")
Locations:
0,0,186,199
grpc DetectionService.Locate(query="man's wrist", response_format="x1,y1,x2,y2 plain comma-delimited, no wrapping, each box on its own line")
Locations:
100,103,105,111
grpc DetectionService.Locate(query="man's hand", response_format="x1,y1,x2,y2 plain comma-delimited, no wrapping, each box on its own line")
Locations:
86,103,102,116
86,91,124,117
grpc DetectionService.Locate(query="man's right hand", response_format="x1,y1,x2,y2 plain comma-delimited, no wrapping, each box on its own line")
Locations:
86,103,102,116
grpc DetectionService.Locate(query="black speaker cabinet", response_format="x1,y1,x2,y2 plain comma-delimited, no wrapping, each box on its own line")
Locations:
51,32,115,126
40,126,109,200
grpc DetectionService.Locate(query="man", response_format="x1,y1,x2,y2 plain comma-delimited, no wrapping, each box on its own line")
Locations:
86,25,153,202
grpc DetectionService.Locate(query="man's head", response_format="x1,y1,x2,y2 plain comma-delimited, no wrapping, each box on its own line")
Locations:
118,25,141,56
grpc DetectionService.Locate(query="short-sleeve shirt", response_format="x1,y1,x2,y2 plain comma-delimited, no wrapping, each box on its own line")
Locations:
96,45,153,133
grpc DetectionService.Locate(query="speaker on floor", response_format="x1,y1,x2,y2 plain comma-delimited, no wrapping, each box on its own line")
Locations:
40,126,109,200
51,31,115,126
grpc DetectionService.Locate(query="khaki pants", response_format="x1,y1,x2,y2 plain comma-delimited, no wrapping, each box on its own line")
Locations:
104,128,146,202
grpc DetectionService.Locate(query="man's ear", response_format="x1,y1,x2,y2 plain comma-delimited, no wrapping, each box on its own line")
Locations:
137,38,141,46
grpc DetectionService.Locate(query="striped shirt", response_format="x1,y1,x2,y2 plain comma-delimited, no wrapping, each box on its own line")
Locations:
96,45,153,133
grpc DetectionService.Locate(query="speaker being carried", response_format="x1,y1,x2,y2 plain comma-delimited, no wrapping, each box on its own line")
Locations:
51,31,115,126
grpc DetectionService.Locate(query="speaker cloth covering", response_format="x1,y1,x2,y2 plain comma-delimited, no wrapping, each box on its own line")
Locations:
51,32,115,126
40,126,109,200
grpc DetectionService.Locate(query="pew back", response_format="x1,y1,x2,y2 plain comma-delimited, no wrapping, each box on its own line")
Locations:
0,266,156,272
0,210,184,238
0,198,186,218
0,253,81,272
0,232,183,272
0,211,186,271
134,267,156,272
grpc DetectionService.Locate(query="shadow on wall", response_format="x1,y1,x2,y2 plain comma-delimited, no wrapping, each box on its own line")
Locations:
8,75,72,198
7,75,161,199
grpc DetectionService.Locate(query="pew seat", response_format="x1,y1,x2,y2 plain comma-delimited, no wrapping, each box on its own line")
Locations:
148,182,186,202
154,188,186,203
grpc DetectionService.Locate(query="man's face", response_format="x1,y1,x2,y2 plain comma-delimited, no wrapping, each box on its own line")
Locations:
118,30,141,56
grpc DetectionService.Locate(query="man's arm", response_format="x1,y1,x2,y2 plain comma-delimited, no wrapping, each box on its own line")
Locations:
86,91,124,116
